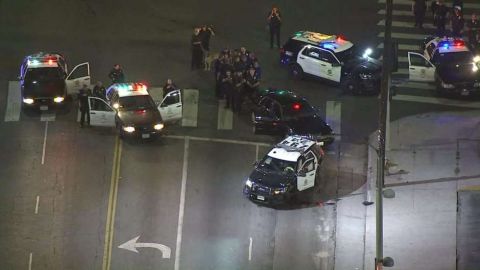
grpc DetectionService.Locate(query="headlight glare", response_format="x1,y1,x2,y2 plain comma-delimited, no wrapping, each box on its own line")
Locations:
53,96,64,103
23,98,34,104
154,123,164,130
122,126,135,133
273,187,288,195
245,179,253,188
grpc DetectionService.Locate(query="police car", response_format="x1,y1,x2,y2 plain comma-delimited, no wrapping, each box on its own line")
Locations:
244,135,325,205
252,88,334,144
87,82,182,139
280,31,381,94
19,52,90,110
408,37,480,97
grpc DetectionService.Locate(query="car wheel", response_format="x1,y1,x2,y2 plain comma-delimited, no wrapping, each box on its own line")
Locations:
289,64,303,80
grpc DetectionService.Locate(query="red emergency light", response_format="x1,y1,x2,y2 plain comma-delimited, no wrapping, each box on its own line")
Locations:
292,103,301,111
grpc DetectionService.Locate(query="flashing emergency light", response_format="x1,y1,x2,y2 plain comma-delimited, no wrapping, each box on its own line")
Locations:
48,59,54,65
453,40,464,47
292,103,301,111
322,43,336,49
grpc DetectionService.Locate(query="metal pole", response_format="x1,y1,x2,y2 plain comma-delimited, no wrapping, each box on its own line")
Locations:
377,0,393,268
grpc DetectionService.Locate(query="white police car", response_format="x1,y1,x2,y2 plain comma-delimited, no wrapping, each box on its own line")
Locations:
281,31,381,94
408,37,480,97
19,52,90,110
87,82,182,139
243,135,325,205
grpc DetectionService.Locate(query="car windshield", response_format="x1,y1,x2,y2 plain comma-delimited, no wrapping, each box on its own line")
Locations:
24,67,63,81
118,95,156,111
434,51,473,66
258,156,297,174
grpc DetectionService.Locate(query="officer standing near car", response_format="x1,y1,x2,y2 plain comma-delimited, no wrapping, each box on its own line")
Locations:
434,0,448,36
221,70,234,108
78,85,91,127
451,6,464,37
267,6,282,49
108,64,125,84
412,0,427,29
245,66,260,104
191,27,204,70
467,13,480,50
93,81,106,99
233,70,245,113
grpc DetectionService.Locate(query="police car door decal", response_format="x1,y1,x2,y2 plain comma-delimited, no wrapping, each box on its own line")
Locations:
158,90,182,122
407,52,435,82
297,158,316,191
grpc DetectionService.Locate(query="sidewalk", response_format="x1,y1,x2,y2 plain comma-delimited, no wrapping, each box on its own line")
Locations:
335,110,480,270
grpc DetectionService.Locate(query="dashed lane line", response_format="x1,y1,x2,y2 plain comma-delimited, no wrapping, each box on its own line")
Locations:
35,195,39,214
174,137,189,270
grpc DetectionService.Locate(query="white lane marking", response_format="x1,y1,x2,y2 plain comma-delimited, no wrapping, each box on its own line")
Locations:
174,137,189,270
398,56,408,63
217,100,233,130
164,135,270,147
40,112,55,122
28,252,32,270
377,43,419,51
248,237,253,261
255,145,259,161
393,81,435,90
35,196,39,214
393,94,480,108
378,0,480,9
378,9,474,19
5,81,21,122
378,32,426,40
377,19,435,29
326,101,341,141
181,89,199,127
41,121,48,165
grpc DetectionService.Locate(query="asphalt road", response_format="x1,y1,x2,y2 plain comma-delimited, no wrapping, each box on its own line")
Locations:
0,0,474,269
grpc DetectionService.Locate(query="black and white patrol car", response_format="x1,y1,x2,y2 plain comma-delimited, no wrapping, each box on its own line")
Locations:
408,37,480,97
280,31,381,94
87,82,183,139
244,135,325,205
252,88,334,144
19,52,90,110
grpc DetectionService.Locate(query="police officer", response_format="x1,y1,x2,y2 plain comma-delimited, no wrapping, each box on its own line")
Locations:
78,85,91,127
108,64,125,84
467,13,480,49
434,0,448,36
221,70,234,108
451,6,464,37
200,25,215,65
233,70,245,113
267,6,282,49
412,0,427,28
191,28,204,70
93,81,106,99
163,78,177,98
214,54,225,98
245,66,260,104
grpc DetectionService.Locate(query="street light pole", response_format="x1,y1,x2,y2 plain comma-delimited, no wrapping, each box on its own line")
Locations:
377,0,393,268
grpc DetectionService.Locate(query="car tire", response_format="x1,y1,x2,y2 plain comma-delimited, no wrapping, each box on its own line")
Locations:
289,64,303,80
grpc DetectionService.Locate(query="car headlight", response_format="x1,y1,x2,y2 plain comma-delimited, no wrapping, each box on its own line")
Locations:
473,64,479,72
474,55,480,63
113,103,119,109
245,179,253,188
23,98,34,104
441,81,455,89
273,187,288,195
362,48,373,58
154,123,164,130
53,96,64,103
122,126,135,133
359,73,373,79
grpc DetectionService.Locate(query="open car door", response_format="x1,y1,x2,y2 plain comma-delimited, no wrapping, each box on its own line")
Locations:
296,158,316,191
88,97,115,127
158,90,183,122
66,62,91,95
408,52,435,82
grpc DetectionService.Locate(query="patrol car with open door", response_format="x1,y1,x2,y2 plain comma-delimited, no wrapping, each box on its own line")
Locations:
280,31,381,94
87,82,182,139
19,52,90,110
243,135,325,205
407,37,480,97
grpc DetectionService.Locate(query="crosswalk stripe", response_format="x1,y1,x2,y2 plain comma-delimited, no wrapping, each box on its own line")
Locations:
5,81,21,122
378,31,426,40
378,9,474,19
325,101,341,141
398,56,408,63
181,89,198,127
217,100,233,130
393,81,435,90
378,0,480,9
394,68,408,75
40,112,55,121
377,43,419,51
377,19,436,29
393,94,480,108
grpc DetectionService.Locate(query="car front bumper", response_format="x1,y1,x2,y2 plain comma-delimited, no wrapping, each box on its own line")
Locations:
243,185,292,205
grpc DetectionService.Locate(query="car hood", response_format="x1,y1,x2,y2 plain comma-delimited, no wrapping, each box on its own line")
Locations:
117,108,162,126
23,79,65,97
249,167,295,188
437,63,480,84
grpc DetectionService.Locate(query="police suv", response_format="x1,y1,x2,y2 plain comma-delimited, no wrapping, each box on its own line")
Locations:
88,82,183,139
244,135,325,205
280,31,381,94
19,52,91,110
408,37,480,97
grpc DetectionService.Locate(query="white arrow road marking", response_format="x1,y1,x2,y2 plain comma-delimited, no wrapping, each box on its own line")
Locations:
118,236,171,259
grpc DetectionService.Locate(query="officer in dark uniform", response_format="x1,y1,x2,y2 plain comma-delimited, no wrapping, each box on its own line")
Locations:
434,1,448,36
451,6,464,37
191,28,204,70
467,13,480,49
245,66,260,104
108,64,125,84
233,70,245,113
78,85,91,127
220,70,234,108
267,6,282,49
214,54,225,98
93,81,106,99
413,0,427,28
163,79,177,98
